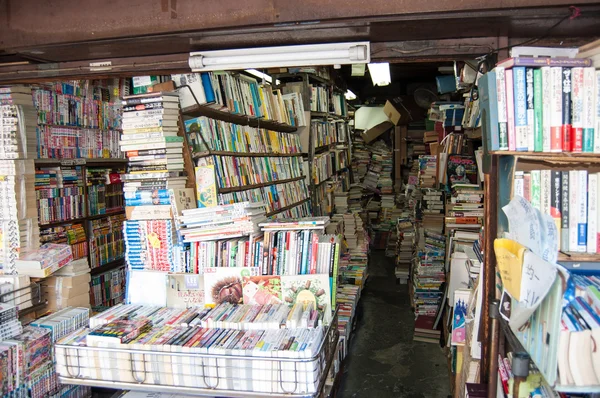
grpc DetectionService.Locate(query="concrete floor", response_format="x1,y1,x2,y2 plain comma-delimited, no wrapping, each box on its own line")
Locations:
337,251,450,398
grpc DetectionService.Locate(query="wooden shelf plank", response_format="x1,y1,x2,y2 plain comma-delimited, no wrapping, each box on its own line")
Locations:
39,209,126,228
558,252,600,262
489,151,600,164
265,198,310,217
90,258,125,275
35,158,128,167
218,176,305,194
181,104,297,133
87,209,126,221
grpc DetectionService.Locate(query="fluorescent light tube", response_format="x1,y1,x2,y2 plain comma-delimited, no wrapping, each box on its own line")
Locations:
189,42,370,72
345,90,357,101
368,62,391,86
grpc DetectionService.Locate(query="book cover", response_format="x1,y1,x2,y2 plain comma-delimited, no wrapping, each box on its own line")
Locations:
569,170,580,252
561,68,572,151
572,67,585,152
542,67,552,152
446,155,478,186
561,171,570,252
533,69,543,152
588,173,598,254
530,170,541,210
281,274,332,323
451,289,470,346
497,57,593,68
513,67,528,151
550,67,563,152
495,68,509,150
242,275,283,305
578,170,588,252
478,71,503,151
203,267,259,306
195,165,217,208
583,67,596,153
595,71,600,153
541,170,551,215
525,68,535,151
505,69,516,151
550,170,562,248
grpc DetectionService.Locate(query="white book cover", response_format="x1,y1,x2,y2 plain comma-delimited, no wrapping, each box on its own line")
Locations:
542,67,553,152
587,173,598,254
540,170,552,216
281,274,331,324
596,71,600,153
569,170,580,253
172,73,207,108
583,67,597,153
578,170,589,252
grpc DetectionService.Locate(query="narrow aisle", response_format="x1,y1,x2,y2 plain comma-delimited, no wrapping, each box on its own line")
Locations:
338,251,450,398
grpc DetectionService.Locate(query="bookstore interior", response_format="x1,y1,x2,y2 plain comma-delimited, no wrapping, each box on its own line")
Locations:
2,18,600,398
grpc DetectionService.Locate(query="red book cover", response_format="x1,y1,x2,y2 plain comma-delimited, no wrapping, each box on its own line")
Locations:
309,232,319,274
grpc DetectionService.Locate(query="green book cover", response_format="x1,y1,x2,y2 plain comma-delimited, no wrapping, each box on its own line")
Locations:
533,69,543,152
530,170,541,209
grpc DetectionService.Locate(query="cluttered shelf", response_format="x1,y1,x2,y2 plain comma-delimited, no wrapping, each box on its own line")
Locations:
265,198,311,217
218,176,306,194
181,104,298,133
193,151,305,159
38,209,126,228
38,123,122,132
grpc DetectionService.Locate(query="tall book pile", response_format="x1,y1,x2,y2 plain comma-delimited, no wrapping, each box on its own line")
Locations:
446,183,484,231
0,86,40,274
121,92,188,273
513,169,600,253
336,284,361,359
418,155,437,188
338,235,369,288
421,188,445,234
395,216,414,284
485,57,599,153
412,230,446,343
347,184,365,212
351,135,371,183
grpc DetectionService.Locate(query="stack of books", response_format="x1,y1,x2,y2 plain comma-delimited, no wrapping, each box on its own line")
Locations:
351,135,371,183
412,231,446,319
41,265,91,311
413,314,441,344
0,303,22,341
347,184,364,212
336,284,361,359
421,188,445,234
446,183,484,231
395,217,414,284
90,266,126,309
15,243,73,278
39,222,88,260
0,87,40,274
418,155,437,188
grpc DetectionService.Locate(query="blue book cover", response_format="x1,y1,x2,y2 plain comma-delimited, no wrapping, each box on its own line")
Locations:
478,71,502,151
200,73,215,103
513,67,528,151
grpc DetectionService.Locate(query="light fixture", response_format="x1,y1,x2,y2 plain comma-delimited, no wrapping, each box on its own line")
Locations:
367,62,391,87
189,42,370,72
345,90,357,101
244,69,280,85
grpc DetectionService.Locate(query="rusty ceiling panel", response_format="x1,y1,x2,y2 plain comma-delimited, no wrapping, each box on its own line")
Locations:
1,0,599,51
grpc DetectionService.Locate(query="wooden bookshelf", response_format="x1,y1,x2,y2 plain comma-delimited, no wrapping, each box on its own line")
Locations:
218,176,305,194
39,217,87,228
181,104,298,133
193,151,305,159
311,112,328,118
90,258,125,276
265,198,310,217
87,209,125,221
558,252,600,262
489,151,600,165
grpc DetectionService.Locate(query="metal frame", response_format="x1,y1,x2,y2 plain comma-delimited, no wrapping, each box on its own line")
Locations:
57,313,339,397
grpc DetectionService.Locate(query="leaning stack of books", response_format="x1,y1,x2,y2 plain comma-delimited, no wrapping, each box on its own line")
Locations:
395,217,414,284
418,155,437,188
412,231,446,319
446,183,484,232
421,188,445,234
0,86,40,274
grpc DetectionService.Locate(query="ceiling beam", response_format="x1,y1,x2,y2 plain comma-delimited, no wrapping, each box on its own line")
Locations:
1,0,598,51
371,38,500,62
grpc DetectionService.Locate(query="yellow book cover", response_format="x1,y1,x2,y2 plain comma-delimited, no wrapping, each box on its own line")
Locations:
493,238,527,300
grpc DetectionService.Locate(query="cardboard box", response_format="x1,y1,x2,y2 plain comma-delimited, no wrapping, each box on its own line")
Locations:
361,121,394,144
149,80,176,93
46,292,91,311
43,273,91,288
43,283,90,299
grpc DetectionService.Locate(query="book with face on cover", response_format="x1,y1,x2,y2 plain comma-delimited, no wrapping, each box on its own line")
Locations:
203,267,260,306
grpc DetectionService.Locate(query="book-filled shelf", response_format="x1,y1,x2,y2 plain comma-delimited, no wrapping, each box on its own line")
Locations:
471,42,600,397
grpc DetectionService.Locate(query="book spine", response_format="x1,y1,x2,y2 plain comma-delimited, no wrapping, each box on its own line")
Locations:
505,69,516,151
533,69,543,152
587,173,598,254
551,170,562,249
530,170,541,210
569,170,579,252
513,67,528,151
540,170,551,215
595,71,600,153
561,68,572,152
572,68,585,153
577,170,588,252
496,68,509,150
542,67,552,152
597,172,600,253
526,68,535,152
583,67,596,153
550,67,563,152
561,171,570,252
523,172,531,201
513,171,524,198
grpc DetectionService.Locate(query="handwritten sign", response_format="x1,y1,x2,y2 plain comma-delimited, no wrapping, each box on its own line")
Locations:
494,238,527,300
520,251,557,308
